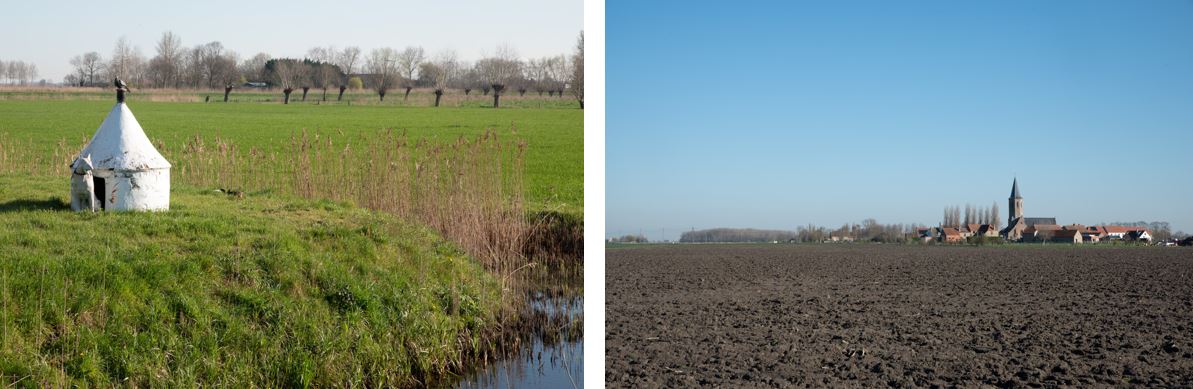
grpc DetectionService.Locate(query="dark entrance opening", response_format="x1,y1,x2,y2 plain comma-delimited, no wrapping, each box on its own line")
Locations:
93,176,106,210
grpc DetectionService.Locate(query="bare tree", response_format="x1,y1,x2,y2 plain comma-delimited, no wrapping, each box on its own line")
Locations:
476,45,522,108
396,46,425,100
307,47,342,101
336,46,361,101
571,31,584,108
312,63,342,102
181,46,204,88
431,50,458,107
526,57,549,95
297,63,312,101
239,52,271,83
3,61,15,85
108,36,138,81
366,48,399,102
7,61,28,85
459,64,477,95
194,42,238,89
0,60,6,85
307,46,335,64
26,63,38,85
547,54,572,98
147,31,182,88
269,59,305,104
991,202,1000,229
70,52,105,86
213,53,239,101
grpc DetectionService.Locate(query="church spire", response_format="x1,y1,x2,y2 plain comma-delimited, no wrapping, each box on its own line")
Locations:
1010,178,1022,199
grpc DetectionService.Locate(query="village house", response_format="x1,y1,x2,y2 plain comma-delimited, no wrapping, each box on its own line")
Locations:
1102,226,1149,240
939,228,965,243
1049,230,1084,244
916,227,936,243
973,224,1000,238
1126,230,1153,242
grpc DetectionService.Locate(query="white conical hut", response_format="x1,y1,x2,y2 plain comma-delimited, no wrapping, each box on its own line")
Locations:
70,98,171,211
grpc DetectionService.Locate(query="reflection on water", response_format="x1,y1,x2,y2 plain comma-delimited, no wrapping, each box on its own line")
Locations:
457,338,583,389
456,295,584,389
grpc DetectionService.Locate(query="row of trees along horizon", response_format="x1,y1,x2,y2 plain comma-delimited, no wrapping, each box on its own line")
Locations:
54,31,584,107
611,220,1186,244
607,220,929,244
0,60,40,85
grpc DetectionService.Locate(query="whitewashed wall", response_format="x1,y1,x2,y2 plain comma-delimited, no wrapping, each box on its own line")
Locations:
94,168,170,211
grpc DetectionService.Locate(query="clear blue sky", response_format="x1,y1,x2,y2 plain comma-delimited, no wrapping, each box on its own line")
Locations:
1,0,581,81
607,0,1193,241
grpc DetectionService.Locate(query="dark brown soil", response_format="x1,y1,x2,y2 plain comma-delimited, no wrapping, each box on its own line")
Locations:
606,245,1193,388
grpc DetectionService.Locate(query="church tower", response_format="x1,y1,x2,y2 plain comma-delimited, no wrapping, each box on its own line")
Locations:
1009,178,1023,226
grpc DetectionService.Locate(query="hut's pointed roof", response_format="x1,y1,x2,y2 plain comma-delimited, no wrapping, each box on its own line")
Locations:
76,103,170,170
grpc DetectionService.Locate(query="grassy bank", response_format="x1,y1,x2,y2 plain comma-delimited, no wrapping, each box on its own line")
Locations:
0,174,504,387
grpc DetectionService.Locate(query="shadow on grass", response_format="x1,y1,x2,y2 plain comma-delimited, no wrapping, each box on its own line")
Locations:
0,197,70,212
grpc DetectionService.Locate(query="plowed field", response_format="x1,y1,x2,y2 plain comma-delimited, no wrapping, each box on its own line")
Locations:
606,245,1193,387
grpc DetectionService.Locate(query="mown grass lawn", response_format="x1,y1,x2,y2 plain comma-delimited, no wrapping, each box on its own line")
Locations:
0,174,503,387
0,99,582,216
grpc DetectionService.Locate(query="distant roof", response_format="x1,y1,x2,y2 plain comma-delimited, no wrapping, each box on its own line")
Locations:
1011,178,1022,199
1053,230,1081,238
75,103,170,170
1104,226,1147,233
1024,217,1057,227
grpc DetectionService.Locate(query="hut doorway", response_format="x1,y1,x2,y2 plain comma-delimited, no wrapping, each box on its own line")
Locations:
93,176,106,210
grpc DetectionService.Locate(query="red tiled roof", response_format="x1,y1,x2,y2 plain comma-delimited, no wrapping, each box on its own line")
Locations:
1103,226,1146,233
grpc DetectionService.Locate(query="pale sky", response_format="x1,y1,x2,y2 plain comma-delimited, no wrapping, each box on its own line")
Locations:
608,1,1193,241
1,0,583,81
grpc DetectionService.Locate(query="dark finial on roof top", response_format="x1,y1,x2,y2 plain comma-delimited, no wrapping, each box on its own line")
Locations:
114,77,129,103
1011,178,1022,199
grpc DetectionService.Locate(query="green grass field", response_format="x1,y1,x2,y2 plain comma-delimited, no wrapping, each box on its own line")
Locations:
0,88,582,110
0,174,503,387
0,93,583,385
0,99,582,215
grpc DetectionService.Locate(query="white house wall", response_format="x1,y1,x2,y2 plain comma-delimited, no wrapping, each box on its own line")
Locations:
94,168,170,211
